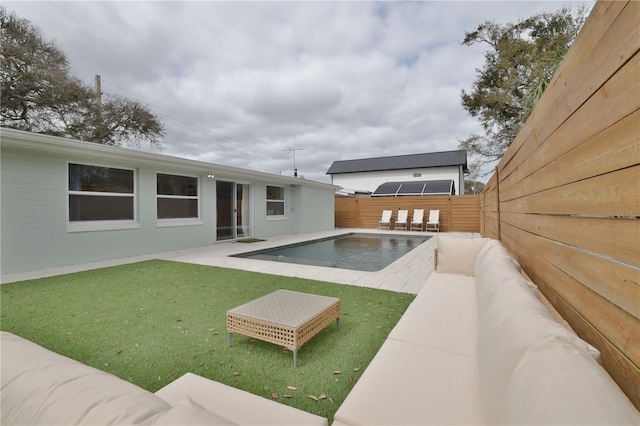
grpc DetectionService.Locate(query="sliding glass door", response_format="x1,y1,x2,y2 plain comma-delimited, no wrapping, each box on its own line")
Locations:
216,180,251,241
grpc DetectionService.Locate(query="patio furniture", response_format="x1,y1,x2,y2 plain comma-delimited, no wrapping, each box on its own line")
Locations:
426,209,440,232
410,209,424,231
378,210,392,230
333,238,638,426
1,331,328,425
227,289,340,367
395,209,409,230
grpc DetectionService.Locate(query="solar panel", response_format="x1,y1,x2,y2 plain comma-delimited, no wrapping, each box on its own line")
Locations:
371,180,454,197
372,182,402,196
423,180,453,195
397,181,426,195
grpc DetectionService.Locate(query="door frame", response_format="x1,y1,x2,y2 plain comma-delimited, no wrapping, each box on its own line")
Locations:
214,179,253,242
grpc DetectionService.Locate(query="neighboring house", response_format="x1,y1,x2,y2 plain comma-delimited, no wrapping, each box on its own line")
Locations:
326,150,468,196
0,128,338,277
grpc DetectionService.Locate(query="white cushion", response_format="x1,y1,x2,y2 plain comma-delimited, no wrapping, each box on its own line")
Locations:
501,333,640,425
476,278,601,423
155,373,327,426
145,397,236,425
475,239,520,272
333,339,486,425
388,273,478,357
436,237,489,275
1,332,171,425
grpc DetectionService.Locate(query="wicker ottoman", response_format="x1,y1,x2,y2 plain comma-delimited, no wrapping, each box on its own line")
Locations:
227,289,341,367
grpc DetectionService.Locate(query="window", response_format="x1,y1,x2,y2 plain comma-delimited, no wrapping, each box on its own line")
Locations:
266,185,285,216
157,173,199,219
68,163,135,222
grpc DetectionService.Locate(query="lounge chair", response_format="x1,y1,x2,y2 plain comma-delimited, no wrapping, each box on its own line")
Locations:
426,209,440,232
395,210,408,231
410,209,424,231
378,210,392,230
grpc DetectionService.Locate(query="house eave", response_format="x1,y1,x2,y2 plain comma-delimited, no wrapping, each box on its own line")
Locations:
1,128,339,190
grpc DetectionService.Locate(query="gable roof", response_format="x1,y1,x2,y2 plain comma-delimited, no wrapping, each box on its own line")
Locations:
326,150,467,175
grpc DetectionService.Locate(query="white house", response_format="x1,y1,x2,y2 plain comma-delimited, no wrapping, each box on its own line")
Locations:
0,128,339,277
326,150,468,196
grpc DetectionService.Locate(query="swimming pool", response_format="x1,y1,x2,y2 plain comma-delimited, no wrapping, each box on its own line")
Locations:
233,233,431,272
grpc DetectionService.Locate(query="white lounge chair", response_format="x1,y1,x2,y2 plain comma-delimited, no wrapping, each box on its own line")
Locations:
395,210,408,231
426,209,440,232
410,209,424,231
378,210,392,230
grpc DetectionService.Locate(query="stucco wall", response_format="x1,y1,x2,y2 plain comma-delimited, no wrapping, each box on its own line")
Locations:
1,141,336,277
1,147,217,275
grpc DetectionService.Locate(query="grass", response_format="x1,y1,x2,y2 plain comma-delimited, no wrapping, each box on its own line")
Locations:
0,260,414,423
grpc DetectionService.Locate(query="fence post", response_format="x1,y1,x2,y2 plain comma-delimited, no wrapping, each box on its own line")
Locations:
495,166,501,241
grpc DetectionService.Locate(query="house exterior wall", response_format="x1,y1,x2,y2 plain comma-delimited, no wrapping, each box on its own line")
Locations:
250,182,334,238
1,130,337,277
330,166,463,194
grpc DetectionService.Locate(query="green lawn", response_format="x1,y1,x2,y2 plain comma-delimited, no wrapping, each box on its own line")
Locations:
0,260,414,422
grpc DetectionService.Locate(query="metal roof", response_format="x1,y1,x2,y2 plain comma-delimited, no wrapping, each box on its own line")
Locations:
326,150,467,175
371,180,455,197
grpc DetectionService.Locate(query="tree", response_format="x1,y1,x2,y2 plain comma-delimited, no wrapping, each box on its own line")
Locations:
459,6,588,172
0,6,164,148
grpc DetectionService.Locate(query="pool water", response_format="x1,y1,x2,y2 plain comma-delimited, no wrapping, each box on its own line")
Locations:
233,233,431,272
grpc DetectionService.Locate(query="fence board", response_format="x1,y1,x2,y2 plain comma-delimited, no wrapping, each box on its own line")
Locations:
501,218,639,318
334,195,480,232
498,1,639,181
501,223,640,363
480,1,640,409
501,109,639,202
501,166,639,216
501,212,640,267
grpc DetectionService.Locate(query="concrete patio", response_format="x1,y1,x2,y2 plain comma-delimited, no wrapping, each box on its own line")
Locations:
1,229,480,294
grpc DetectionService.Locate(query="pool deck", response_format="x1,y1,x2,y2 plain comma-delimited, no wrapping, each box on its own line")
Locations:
1,229,480,294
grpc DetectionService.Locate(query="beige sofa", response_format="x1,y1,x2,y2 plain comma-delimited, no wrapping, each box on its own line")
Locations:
333,237,639,425
0,331,327,425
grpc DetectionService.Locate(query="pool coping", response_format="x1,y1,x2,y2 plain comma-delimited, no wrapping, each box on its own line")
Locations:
231,232,433,272
1,229,480,294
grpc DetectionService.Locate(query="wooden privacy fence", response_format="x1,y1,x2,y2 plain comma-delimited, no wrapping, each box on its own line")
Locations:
335,195,480,232
481,1,639,409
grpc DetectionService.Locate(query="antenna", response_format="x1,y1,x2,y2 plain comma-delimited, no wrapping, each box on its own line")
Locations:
284,146,304,177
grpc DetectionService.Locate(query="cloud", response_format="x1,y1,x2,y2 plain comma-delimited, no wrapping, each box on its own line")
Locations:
4,0,587,183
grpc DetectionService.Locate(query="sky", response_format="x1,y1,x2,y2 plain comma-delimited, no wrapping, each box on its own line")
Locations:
5,1,590,184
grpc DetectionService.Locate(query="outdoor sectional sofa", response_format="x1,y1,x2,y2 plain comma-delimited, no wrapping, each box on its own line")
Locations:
3,238,639,425
0,331,327,425
333,237,640,425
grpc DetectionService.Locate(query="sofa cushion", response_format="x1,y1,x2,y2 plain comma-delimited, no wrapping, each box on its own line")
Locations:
145,397,237,425
333,339,485,425
155,373,328,426
1,331,171,425
501,333,639,425
475,239,520,273
436,237,489,275
475,241,534,317
476,278,601,423
388,273,478,357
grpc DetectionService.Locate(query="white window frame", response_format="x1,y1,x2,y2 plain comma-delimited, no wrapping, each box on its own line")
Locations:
156,172,202,227
67,162,139,233
266,185,286,219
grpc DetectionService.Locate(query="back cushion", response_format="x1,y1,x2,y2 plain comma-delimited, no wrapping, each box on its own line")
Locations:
501,333,639,425
1,332,171,425
436,237,489,275
476,279,601,423
475,241,532,316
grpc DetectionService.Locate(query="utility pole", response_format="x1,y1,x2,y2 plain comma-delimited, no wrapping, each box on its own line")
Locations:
285,146,304,177
95,74,103,140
